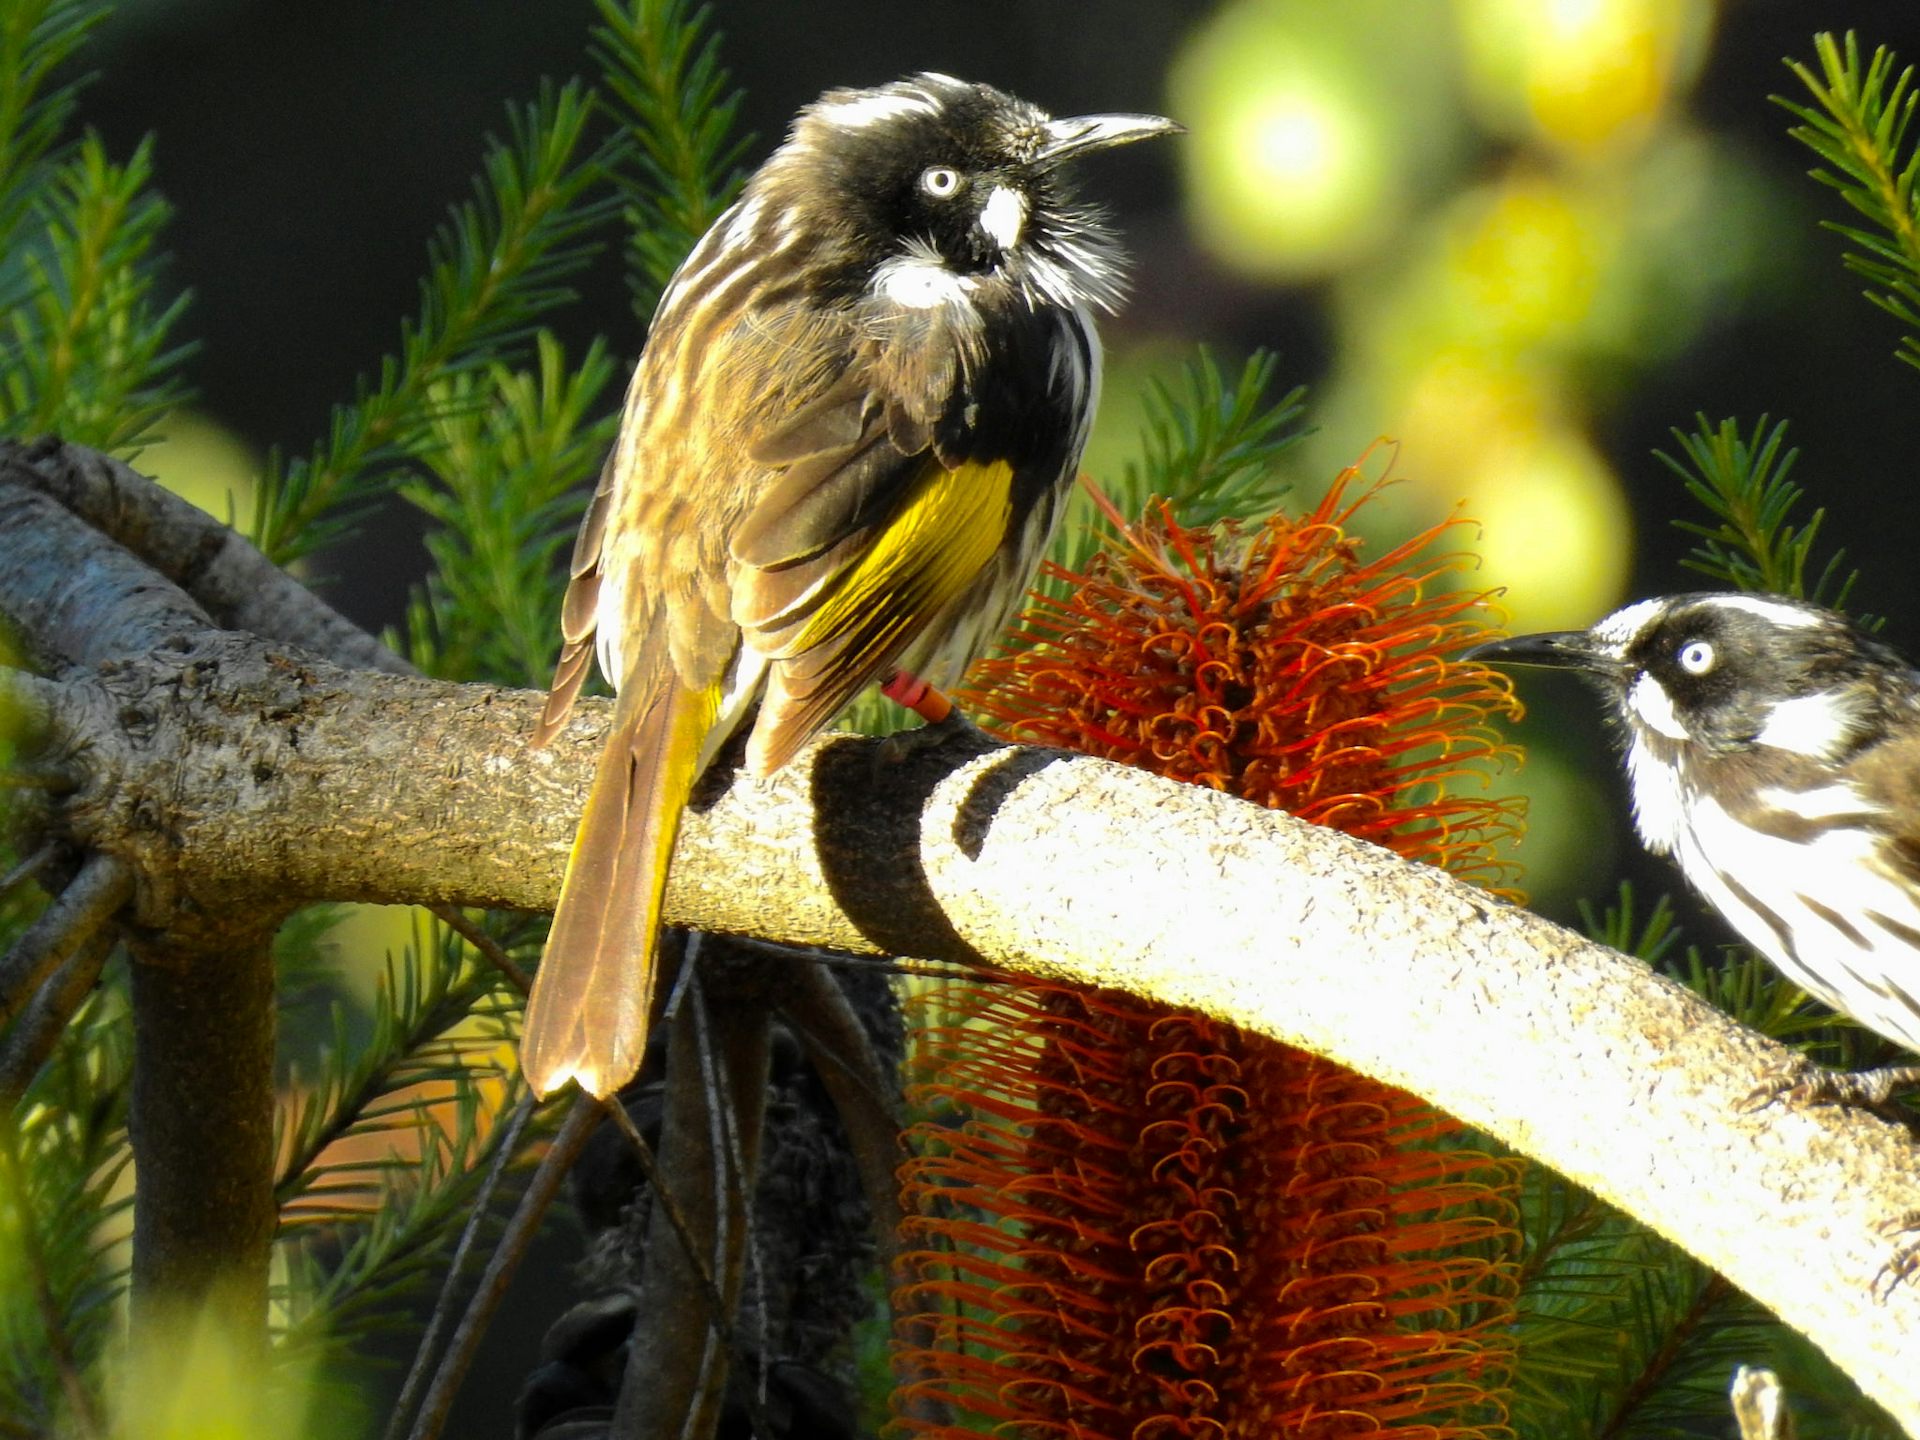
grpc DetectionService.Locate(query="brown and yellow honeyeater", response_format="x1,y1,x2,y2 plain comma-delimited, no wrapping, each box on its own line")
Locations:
524,74,1176,1098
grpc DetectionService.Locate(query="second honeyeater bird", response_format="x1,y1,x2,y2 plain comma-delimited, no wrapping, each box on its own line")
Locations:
522,75,1178,1098
1471,593,1920,1101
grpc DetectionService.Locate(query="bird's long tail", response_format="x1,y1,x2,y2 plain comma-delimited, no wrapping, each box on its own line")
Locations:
522,643,718,1098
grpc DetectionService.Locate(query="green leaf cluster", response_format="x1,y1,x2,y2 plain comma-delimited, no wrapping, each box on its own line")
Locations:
2,5,1917,1438
403,334,621,688
1656,414,1859,609
0,986,129,1435
273,917,529,1365
0,0,187,453
1052,347,1307,586
248,81,621,569
1779,33,1920,374
590,0,749,323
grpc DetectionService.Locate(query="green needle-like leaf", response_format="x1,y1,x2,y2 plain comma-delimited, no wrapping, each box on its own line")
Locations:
250,82,621,568
1778,33,1920,373
1656,413,1859,609
592,0,750,322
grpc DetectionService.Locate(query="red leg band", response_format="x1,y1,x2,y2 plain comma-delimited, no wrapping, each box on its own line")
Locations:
881,670,953,725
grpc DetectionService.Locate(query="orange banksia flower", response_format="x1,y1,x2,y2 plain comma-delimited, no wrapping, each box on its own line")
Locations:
893,460,1525,1440
967,462,1523,888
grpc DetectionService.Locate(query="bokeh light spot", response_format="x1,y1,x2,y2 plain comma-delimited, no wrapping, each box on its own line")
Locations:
135,410,257,525
1468,424,1631,631
1172,1,1459,280
1454,0,1715,154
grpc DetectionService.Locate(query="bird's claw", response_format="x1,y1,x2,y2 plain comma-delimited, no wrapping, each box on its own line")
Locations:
1872,1212,1920,1301
1740,1058,1920,1115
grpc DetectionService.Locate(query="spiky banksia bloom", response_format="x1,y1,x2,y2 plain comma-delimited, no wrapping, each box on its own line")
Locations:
893,466,1525,1440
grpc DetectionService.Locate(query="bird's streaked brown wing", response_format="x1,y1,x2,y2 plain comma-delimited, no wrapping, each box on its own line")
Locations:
531,449,619,748
728,304,1076,775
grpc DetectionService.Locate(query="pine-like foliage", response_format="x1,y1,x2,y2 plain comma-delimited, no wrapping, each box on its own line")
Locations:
1050,347,1307,586
0,7,1915,1438
0,0,188,452
1656,414,1859,609
0,988,129,1435
1778,32,1920,374
249,81,621,568
590,0,750,323
403,334,621,688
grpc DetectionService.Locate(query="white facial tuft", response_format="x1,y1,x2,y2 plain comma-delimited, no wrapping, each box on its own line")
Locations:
1624,736,1687,854
873,252,978,309
1753,690,1862,760
1626,672,1691,742
1590,598,1669,658
978,186,1027,250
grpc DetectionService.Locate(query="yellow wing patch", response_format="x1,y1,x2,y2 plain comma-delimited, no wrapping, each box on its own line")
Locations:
795,457,1015,652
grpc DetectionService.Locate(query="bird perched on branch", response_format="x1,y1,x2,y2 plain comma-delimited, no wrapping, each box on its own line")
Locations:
523,74,1177,1098
1471,592,1920,1104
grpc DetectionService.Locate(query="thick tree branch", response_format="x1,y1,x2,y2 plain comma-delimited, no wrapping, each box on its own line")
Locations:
5,448,1920,1425
0,447,287,1338
1,438,409,676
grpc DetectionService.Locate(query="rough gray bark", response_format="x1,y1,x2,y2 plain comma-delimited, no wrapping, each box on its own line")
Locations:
4,443,1920,1426
2,445,284,1339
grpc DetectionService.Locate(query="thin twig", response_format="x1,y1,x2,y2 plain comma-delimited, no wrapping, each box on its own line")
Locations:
0,855,130,1027
385,1088,537,1440
606,990,771,1440
0,928,113,1106
605,1101,732,1333
689,967,767,1426
402,1094,597,1440
427,904,533,996
777,966,907,1247
0,841,57,902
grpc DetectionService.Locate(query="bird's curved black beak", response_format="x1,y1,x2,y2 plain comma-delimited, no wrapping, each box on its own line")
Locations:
1038,113,1182,165
1463,631,1610,672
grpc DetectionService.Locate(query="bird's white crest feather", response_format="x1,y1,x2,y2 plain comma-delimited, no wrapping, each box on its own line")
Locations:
1707,594,1824,629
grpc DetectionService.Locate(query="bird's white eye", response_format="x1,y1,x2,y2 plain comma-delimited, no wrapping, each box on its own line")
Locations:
1678,640,1716,675
920,166,962,198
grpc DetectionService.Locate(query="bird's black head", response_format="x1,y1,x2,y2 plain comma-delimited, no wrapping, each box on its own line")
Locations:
756,73,1177,312
1469,593,1912,760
